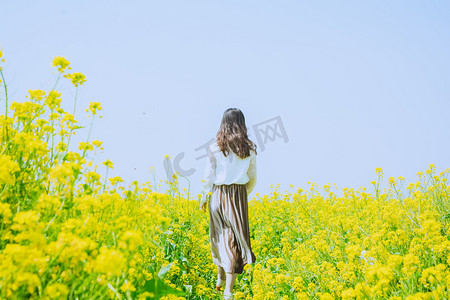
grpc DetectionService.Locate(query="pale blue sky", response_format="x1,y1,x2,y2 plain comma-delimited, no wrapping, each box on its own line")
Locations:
1,1,449,198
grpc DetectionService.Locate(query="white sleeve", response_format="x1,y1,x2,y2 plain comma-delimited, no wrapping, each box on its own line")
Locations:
199,145,216,207
246,152,257,195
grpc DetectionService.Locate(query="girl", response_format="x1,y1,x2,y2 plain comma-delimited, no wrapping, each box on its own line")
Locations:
199,108,257,299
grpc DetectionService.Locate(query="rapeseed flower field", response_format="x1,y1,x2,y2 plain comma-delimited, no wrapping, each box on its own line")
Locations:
1,48,450,299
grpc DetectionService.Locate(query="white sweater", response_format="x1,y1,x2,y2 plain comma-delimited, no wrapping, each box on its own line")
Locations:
199,140,257,206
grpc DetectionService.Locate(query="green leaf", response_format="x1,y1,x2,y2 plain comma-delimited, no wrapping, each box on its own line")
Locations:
158,262,173,279
139,275,187,299
183,285,192,294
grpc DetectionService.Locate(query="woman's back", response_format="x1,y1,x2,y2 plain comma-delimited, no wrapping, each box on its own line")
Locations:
200,107,258,204
209,140,256,186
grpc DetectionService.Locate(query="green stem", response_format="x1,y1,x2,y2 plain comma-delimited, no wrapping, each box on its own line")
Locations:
50,108,54,163
103,167,109,192
72,86,78,116
0,184,7,199
0,69,8,144
45,196,65,232
86,114,95,143
66,86,78,149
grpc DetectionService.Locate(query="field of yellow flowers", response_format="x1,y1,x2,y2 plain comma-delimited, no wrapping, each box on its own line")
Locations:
1,48,450,300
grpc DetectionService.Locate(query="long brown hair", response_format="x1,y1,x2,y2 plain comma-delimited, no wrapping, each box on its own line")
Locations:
216,108,257,159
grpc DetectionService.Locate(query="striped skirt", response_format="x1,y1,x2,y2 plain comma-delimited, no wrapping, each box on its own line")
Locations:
208,183,256,274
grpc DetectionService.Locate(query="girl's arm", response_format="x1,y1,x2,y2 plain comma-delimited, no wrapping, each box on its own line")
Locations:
246,153,257,195
199,144,216,207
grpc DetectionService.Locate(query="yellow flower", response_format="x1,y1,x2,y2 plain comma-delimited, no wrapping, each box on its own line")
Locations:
49,163,75,184
354,282,371,298
27,89,46,101
387,254,402,269
11,210,40,232
119,231,143,251
120,281,136,292
43,283,69,299
0,203,13,225
103,159,114,169
92,140,103,148
85,171,101,183
138,292,155,300
109,176,124,185
88,102,103,115
345,244,362,260
56,141,67,152
0,48,4,67
342,288,356,300
52,56,71,72
16,272,41,295
320,293,334,300
388,177,396,185
90,246,127,277
402,254,420,276
78,141,94,152
420,264,446,287
0,155,20,185
64,72,86,87
45,90,62,109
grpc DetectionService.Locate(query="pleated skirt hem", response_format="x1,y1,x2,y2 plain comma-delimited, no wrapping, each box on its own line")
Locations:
208,183,256,274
